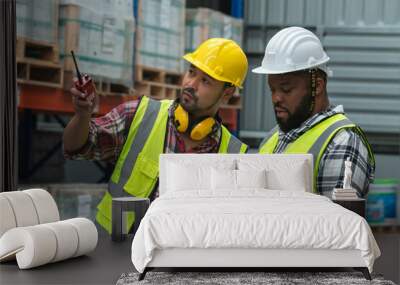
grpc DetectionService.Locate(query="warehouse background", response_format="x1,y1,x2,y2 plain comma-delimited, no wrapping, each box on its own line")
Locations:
16,0,246,184
15,0,400,184
7,1,400,282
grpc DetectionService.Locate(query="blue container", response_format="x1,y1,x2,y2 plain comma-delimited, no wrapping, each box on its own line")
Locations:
367,179,398,225
366,200,385,224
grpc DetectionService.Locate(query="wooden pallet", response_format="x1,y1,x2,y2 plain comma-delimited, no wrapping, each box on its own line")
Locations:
134,65,242,109
133,65,183,100
63,69,134,96
63,71,134,96
135,65,183,85
64,73,134,97
134,81,180,100
17,58,63,88
94,77,134,97
16,37,60,63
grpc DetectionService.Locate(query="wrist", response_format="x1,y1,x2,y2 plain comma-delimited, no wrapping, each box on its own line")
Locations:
75,112,92,122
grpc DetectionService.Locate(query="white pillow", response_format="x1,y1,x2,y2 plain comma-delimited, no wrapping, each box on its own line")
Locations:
236,169,267,189
167,162,211,191
266,164,307,192
238,158,309,192
211,168,236,190
166,159,236,192
211,169,267,190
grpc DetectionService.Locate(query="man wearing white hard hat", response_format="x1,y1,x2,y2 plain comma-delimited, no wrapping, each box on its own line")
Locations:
254,27,375,198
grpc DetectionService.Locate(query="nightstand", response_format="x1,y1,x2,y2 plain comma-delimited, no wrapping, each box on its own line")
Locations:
332,198,366,217
111,197,150,242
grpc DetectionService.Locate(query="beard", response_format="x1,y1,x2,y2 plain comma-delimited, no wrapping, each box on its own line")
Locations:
178,87,200,113
275,94,313,133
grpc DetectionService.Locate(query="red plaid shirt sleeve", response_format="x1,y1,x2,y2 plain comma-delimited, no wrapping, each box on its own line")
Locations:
63,100,139,163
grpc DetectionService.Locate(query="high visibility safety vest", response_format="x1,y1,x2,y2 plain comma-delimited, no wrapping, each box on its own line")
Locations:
96,96,248,233
259,113,375,193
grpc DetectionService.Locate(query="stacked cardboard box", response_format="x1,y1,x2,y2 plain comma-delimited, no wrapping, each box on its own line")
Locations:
59,0,135,94
136,0,186,73
185,8,244,53
16,0,59,44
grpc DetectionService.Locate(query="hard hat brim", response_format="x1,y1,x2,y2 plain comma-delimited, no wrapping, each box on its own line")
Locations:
251,66,304,74
252,59,331,76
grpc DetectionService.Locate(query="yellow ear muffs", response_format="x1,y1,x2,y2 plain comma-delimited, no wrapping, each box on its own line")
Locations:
174,104,189,132
173,104,216,141
190,117,216,141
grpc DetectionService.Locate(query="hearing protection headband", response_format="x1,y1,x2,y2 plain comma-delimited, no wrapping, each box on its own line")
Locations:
173,104,216,141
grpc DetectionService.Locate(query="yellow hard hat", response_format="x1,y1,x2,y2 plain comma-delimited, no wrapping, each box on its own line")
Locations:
183,38,248,88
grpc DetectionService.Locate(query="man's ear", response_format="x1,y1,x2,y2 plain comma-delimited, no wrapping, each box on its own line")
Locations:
315,76,326,97
221,86,235,104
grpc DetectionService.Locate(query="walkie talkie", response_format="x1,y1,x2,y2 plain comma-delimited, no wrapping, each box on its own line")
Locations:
71,50,95,98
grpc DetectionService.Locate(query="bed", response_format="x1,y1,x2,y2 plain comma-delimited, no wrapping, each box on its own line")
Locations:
131,154,380,280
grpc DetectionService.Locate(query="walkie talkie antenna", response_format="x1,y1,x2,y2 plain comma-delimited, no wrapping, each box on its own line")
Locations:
71,50,83,84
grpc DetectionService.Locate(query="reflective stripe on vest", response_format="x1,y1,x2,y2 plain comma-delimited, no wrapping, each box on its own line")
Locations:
96,96,248,233
258,114,374,192
108,99,161,197
220,126,248,153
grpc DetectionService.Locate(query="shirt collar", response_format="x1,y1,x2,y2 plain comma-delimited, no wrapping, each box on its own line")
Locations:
278,105,345,140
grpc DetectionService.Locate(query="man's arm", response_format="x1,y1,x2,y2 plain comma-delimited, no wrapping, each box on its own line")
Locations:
63,82,96,154
63,113,91,154
317,128,375,198
63,80,139,162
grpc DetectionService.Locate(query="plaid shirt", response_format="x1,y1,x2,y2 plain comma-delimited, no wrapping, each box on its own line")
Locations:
64,98,221,163
266,105,374,198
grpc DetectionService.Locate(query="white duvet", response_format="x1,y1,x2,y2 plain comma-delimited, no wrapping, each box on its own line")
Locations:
131,190,380,273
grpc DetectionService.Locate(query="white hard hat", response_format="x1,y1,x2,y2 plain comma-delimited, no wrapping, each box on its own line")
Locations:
252,26,331,75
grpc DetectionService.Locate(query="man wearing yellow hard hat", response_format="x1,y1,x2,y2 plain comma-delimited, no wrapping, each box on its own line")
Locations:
63,38,249,234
